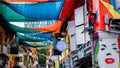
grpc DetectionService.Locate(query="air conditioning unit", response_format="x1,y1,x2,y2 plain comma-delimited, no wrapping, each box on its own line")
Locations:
109,18,120,31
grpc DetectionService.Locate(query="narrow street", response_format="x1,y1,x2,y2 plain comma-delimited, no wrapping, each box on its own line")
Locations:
0,0,120,68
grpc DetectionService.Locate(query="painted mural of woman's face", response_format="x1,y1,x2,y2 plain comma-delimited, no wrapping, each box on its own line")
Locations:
101,43,118,64
97,39,119,68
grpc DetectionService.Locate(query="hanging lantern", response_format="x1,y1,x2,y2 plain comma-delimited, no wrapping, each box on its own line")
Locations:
56,40,67,52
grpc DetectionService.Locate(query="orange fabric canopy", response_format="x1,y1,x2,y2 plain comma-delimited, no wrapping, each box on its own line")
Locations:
29,20,63,34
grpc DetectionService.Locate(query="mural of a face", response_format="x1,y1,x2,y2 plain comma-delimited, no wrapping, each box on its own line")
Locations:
97,39,119,68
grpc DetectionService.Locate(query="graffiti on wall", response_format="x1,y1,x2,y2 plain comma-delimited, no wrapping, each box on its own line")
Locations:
100,0,120,18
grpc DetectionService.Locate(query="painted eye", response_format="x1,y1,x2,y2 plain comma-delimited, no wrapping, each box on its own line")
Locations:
101,48,105,51
113,48,117,50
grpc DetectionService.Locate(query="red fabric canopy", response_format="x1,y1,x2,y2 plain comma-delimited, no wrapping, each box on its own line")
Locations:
59,0,82,21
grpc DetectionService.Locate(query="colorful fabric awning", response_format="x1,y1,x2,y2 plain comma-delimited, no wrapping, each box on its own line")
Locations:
8,20,62,34
25,32,53,39
5,0,64,20
29,20,63,34
27,41,52,46
9,23,39,33
0,3,41,22
5,0,57,2
17,32,50,42
0,0,82,35
19,40,46,48
59,0,81,21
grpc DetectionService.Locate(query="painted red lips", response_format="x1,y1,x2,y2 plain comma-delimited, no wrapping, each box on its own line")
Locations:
105,58,115,64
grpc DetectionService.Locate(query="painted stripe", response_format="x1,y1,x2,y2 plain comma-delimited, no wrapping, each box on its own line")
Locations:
100,0,120,18
94,39,100,60
118,38,120,68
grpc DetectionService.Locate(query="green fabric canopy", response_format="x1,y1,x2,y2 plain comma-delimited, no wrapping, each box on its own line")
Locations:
0,3,41,22
17,32,49,42
27,41,52,46
9,23,39,33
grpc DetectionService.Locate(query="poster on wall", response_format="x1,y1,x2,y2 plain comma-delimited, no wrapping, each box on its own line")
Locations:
97,31,119,68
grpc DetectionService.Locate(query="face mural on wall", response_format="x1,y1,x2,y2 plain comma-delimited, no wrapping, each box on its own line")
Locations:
97,39,119,68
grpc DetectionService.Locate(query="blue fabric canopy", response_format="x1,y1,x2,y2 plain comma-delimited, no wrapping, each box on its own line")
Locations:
26,32,53,39
6,0,64,20
17,32,51,42
27,41,52,46
0,3,41,22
